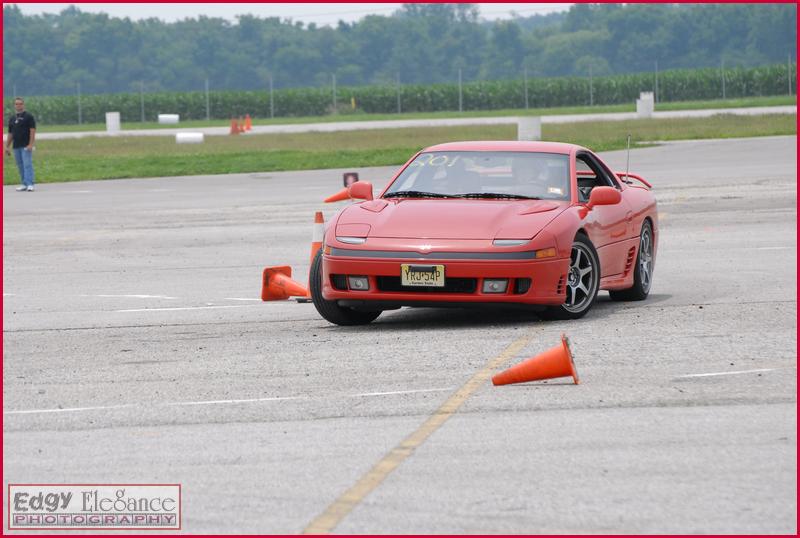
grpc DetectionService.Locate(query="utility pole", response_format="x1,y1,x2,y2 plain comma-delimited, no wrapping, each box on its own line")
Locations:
205,78,210,121
332,74,337,114
77,81,82,125
458,68,463,113
269,75,274,119
396,73,402,114
721,59,726,100
654,60,659,103
523,67,529,109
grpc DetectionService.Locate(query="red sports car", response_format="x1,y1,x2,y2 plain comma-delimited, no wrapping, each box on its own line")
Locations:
311,141,658,325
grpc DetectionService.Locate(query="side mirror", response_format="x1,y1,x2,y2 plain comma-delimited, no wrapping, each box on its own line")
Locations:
348,181,373,201
587,186,621,210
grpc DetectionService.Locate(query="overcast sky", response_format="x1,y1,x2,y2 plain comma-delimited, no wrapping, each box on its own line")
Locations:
5,3,573,25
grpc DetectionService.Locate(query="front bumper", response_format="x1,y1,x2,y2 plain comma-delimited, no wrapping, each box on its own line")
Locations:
322,249,569,306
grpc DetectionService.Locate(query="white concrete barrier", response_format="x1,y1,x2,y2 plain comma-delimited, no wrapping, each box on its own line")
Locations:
636,92,655,118
175,132,204,144
105,112,121,133
158,114,180,124
517,116,542,141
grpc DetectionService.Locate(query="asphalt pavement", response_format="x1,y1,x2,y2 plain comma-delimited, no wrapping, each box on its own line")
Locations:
3,136,796,533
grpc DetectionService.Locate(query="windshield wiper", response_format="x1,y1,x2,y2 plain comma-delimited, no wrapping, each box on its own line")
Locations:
456,192,541,200
384,190,456,199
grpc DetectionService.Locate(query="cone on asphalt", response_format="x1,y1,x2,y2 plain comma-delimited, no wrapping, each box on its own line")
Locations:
492,334,580,386
324,187,351,203
261,266,309,301
296,212,326,303
325,181,374,203
238,117,246,133
244,114,253,131
308,211,324,273
229,118,240,135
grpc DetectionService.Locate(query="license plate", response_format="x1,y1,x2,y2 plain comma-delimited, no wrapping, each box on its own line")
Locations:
401,264,445,287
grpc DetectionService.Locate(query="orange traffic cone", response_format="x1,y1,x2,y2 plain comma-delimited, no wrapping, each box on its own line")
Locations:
492,334,580,386
308,211,325,272
238,117,246,133
244,114,252,131
296,212,325,303
229,118,240,135
325,181,373,203
324,187,350,203
261,266,309,301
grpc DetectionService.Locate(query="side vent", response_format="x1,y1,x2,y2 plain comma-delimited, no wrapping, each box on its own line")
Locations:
624,247,636,275
556,274,566,296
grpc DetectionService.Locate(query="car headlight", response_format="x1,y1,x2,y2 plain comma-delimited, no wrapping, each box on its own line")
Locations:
493,239,530,247
336,236,367,245
494,239,557,259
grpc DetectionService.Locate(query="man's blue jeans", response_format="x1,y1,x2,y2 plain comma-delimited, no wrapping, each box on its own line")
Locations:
13,147,35,187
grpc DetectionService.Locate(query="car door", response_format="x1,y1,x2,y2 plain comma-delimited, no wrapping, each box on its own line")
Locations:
576,151,632,277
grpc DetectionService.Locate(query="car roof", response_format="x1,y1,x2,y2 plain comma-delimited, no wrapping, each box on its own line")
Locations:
422,140,586,155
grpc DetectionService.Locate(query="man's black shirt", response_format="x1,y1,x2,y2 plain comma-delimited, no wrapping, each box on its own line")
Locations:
8,111,36,148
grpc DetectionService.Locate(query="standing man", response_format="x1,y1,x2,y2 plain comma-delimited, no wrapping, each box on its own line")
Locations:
5,97,36,191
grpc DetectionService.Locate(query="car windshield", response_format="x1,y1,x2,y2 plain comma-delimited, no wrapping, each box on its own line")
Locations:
384,151,570,201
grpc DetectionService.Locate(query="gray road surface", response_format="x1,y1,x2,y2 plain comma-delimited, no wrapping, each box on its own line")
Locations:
3,136,797,533
36,105,797,140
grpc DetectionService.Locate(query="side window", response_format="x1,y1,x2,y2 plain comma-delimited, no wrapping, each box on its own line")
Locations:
576,153,620,203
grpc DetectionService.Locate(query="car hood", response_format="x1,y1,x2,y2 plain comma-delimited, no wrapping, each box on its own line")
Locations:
336,198,569,240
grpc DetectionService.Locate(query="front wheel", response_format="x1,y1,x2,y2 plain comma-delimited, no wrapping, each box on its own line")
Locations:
609,220,653,301
541,234,600,320
310,250,382,326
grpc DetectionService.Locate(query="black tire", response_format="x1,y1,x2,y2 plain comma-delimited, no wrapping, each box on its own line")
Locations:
609,220,653,302
541,233,601,320
310,250,382,326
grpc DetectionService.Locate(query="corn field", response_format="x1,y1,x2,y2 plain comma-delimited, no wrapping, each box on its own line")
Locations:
4,63,795,125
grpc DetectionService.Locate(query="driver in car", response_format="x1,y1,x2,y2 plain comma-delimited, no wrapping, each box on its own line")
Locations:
511,157,568,199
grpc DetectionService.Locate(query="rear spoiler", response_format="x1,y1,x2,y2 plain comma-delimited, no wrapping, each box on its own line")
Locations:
615,172,652,189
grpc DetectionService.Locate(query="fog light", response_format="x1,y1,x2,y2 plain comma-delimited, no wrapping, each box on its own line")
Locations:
348,276,370,291
482,279,508,293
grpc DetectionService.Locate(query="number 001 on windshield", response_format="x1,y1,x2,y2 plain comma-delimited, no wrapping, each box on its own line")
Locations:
401,264,445,287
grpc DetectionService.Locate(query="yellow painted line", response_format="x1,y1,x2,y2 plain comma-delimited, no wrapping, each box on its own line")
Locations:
302,330,538,534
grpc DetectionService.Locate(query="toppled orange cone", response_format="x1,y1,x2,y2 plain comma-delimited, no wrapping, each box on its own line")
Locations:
492,334,579,386
324,187,351,203
261,266,309,301
324,181,374,203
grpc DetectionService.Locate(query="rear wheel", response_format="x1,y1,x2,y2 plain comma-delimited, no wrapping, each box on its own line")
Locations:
609,220,653,301
310,250,382,326
541,234,600,320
